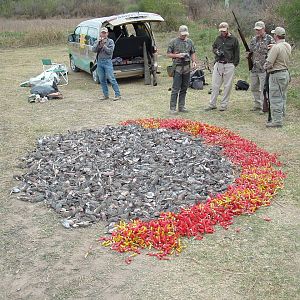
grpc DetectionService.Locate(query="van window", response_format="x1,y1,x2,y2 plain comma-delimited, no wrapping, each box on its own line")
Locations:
87,27,98,45
74,27,81,43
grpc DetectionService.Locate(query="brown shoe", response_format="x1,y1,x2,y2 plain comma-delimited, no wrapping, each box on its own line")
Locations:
169,109,178,115
250,107,261,112
100,96,109,100
204,106,217,111
178,107,189,113
266,122,283,128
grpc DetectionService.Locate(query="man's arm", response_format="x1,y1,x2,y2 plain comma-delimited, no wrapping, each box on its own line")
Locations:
233,37,240,67
91,40,100,53
264,46,278,70
102,39,114,56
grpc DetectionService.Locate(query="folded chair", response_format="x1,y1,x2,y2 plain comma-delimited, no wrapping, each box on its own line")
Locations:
42,58,68,85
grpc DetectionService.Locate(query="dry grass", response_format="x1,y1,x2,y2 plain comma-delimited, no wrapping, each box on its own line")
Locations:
0,34,299,299
0,17,86,48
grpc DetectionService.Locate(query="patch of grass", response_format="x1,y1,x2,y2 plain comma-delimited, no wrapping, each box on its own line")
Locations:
0,30,299,300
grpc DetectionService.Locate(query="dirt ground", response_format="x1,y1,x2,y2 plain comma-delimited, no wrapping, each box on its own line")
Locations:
0,45,299,300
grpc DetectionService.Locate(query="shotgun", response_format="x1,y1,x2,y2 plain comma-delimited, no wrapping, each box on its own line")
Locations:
232,11,253,71
262,73,272,122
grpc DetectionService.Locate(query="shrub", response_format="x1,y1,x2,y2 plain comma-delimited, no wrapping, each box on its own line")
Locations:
138,0,186,31
277,0,300,42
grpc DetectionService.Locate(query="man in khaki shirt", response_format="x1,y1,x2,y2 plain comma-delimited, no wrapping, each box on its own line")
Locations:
264,27,291,127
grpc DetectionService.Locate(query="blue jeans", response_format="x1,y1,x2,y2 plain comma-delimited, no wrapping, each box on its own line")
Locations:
97,59,121,97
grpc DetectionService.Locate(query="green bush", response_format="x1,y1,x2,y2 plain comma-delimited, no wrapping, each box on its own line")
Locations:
138,0,186,31
277,0,300,42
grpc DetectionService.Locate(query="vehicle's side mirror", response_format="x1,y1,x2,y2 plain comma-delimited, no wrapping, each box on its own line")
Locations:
68,34,75,42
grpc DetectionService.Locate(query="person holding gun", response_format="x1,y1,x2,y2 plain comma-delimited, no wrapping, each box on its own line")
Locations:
205,22,240,112
92,27,121,101
248,21,274,113
263,27,291,128
167,25,197,114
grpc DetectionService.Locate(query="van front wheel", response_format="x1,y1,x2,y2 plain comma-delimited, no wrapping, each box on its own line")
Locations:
70,56,80,72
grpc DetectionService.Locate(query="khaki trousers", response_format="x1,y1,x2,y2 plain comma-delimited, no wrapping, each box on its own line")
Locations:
209,62,235,109
250,71,267,109
269,70,290,125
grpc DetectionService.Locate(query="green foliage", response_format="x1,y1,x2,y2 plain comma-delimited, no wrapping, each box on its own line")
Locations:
138,0,186,31
277,0,300,42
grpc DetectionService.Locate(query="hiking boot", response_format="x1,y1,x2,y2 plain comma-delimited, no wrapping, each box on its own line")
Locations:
100,96,109,100
204,106,217,111
28,94,37,103
113,96,121,101
259,110,266,115
169,109,178,115
219,107,227,111
250,107,261,112
266,122,282,128
178,107,189,113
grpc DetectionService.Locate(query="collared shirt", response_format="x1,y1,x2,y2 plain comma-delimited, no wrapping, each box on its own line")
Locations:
212,33,240,66
167,37,195,65
249,33,274,73
92,38,115,60
265,39,291,73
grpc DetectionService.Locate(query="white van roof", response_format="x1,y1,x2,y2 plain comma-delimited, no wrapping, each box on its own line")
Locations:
78,12,164,28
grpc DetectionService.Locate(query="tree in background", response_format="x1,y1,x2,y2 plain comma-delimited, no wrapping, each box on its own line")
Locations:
138,0,186,30
277,0,300,42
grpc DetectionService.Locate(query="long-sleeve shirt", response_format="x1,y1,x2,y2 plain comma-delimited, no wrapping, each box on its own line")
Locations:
212,33,240,66
92,38,115,60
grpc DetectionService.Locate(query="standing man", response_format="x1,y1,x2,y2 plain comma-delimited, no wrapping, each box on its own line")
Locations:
205,22,240,111
92,27,121,101
264,27,291,128
167,25,197,114
248,21,274,113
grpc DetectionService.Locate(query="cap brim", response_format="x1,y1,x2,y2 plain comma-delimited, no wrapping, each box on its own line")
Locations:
180,31,189,35
219,28,228,32
254,26,263,30
271,30,275,34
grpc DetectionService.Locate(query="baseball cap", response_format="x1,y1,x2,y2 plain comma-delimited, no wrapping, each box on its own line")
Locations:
100,27,108,33
219,22,229,32
179,25,189,36
271,27,285,36
254,21,265,30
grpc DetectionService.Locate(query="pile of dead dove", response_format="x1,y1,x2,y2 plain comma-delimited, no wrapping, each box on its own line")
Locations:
12,125,237,230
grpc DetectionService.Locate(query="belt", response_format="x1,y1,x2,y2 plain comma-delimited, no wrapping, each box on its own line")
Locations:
269,69,288,74
218,61,227,64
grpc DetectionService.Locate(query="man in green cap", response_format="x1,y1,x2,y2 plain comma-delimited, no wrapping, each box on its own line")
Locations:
248,21,274,113
264,27,291,128
205,22,240,111
167,25,197,114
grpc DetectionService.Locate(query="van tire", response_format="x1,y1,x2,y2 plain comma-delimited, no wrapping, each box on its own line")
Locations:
92,69,99,83
70,56,80,72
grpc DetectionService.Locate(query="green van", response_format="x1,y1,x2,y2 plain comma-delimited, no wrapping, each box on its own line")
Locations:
67,12,164,85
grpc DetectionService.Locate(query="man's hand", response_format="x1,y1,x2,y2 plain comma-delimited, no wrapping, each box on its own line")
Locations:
192,61,197,68
177,53,188,58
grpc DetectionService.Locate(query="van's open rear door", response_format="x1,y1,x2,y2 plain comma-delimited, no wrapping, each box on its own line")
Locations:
105,12,164,26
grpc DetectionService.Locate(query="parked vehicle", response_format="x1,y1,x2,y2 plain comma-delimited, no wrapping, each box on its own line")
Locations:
67,12,164,85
